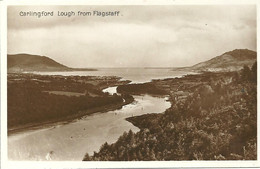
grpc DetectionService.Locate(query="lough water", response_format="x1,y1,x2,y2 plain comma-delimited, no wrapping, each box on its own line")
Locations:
8,69,191,161
36,68,191,83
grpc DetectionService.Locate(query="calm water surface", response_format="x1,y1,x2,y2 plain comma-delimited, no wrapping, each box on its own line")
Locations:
8,69,190,161
36,68,192,83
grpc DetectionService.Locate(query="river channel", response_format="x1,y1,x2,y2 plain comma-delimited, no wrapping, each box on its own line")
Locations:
8,85,171,161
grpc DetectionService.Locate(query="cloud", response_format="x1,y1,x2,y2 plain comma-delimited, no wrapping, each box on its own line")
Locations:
8,5,256,67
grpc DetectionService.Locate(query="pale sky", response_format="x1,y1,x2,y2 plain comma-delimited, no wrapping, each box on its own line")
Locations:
8,5,256,68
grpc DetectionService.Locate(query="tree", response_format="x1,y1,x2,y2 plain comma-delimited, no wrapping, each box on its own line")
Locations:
128,130,135,146
241,65,251,81
251,61,257,82
83,153,91,161
232,72,240,83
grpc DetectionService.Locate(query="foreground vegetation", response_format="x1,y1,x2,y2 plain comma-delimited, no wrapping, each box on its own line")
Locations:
83,62,257,161
8,74,133,133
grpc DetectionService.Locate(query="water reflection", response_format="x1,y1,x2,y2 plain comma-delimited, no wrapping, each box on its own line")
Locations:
8,94,170,161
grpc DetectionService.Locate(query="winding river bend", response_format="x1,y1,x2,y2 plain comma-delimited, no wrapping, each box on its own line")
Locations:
8,86,170,161
8,69,191,161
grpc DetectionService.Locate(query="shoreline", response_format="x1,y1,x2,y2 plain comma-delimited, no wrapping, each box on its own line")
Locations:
7,73,133,135
8,96,134,136
7,72,188,159
7,72,189,136
83,70,257,161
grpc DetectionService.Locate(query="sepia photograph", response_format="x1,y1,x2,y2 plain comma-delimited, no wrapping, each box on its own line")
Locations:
2,2,258,167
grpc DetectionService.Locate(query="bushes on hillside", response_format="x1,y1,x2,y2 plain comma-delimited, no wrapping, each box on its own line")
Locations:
83,66,257,161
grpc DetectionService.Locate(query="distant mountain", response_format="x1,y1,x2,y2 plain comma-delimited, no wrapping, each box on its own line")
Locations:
190,49,257,72
7,54,96,73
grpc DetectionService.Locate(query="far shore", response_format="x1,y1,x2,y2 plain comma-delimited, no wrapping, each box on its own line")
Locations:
8,68,98,74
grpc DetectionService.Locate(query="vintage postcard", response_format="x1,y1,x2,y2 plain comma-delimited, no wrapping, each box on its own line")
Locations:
1,0,259,168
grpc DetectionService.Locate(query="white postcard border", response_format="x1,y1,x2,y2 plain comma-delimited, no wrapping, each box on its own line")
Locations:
1,0,260,168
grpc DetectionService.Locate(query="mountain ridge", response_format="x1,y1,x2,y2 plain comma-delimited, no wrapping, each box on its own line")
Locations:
8,49,257,73
7,54,97,73
190,49,256,72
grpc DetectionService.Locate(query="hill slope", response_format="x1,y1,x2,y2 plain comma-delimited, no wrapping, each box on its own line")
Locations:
8,54,71,72
191,49,256,72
